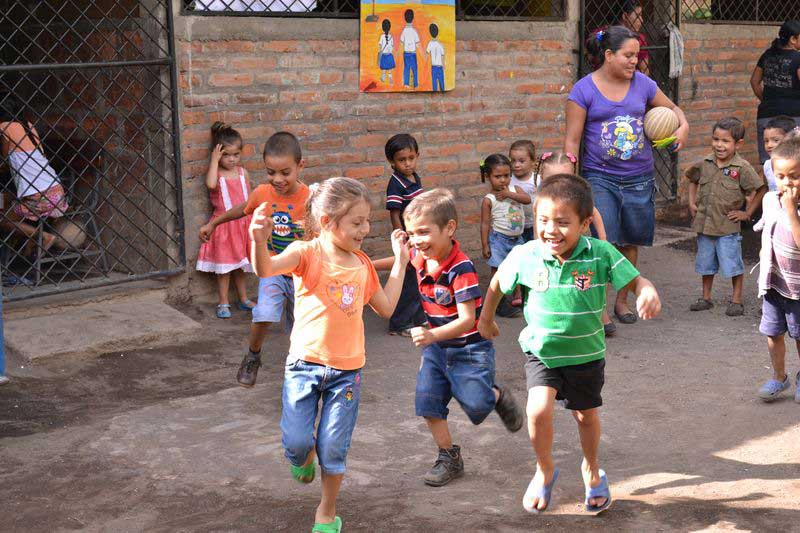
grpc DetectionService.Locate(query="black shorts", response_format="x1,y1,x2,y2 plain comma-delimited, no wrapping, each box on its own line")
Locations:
524,355,605,411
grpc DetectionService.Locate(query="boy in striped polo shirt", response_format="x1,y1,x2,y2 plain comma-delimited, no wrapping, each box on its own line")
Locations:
479,174,660,515
402,189,525,487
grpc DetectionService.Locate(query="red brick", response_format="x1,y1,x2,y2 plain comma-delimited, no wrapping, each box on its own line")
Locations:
344,166,385,179
260,41,303,52
350,134,386,148
182,93,228,107
328,91,358,101
230,57,278,70
320,71,344,85
234,93,278,105
517,83,545,94
203,41,255,53
208,73,253,87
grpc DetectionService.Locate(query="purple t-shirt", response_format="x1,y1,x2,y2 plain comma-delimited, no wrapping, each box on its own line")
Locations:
568,71,658,178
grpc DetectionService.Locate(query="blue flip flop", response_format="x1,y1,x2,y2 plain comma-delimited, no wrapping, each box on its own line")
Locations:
585,469,612,514
523,468,559,514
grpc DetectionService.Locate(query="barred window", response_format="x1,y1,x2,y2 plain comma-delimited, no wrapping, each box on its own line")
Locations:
181,0,566,20
684,1,800,23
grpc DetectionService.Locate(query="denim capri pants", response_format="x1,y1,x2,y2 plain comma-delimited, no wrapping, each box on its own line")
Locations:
695,233,744,278
584,171,655,247
281,357,361,475
488,230,523,268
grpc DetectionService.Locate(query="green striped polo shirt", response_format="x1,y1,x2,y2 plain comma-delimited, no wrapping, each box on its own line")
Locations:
498,237,639,368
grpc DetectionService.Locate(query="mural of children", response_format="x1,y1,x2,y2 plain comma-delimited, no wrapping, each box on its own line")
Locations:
400,9,420,89
378,19,396,85
426,23,445,92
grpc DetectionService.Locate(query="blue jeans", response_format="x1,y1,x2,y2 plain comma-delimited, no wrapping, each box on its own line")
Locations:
415,339,496,425
695,233,744,278
281,357,361,475
584,171,655,247
403,52,418,88
488,230,523,268
431,65,444,91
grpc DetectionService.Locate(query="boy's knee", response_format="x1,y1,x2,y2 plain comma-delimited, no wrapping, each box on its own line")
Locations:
572,408,599,426
283,434,314,466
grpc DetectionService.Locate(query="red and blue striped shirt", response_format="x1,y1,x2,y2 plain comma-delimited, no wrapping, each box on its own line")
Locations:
411,240,484,347
386,172,423,215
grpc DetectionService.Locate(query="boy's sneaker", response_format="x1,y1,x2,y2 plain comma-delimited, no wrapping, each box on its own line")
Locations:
758,374,790,401
795,371,800,404
494,384,524,432
237,351,262,388
423,445,464,487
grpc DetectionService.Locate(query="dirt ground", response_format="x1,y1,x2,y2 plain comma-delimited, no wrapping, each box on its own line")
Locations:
2,235,800,532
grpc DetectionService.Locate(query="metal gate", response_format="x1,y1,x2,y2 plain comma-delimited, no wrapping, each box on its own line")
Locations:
0,0,184,301
578,0,680,201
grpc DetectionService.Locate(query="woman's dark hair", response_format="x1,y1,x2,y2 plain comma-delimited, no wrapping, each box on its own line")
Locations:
586,25,639,67
0,92,38,147
480,153,511,183
619,0,640,17
385,133,419,162
381,18,390,36
771,21,800,51
210,121,242,151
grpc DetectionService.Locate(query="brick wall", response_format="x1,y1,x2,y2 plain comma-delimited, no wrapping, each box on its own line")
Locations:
173,14,578,298
676,22,779,210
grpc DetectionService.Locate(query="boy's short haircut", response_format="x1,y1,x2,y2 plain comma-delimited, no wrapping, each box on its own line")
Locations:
535,173,594,220
263,131,302,163
429,23,438,38
772,129,800,161
404,188,457,228
765,115,797,135
404,8,414,22
712,117,745,142
385,133,419,162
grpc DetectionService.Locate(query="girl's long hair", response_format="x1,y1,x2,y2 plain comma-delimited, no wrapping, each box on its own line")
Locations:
0,93,39,148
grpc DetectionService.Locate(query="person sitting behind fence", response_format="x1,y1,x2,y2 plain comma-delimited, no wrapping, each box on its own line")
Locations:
0,93,68,252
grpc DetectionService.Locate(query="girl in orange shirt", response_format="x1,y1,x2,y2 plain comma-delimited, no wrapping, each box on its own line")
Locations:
249,177,408,533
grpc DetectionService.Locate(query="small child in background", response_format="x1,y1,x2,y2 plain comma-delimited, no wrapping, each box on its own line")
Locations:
385,133,426,336
509,140,538,242
687,118,765,317
0,93,68,252
752,116,795,231
200,132,309,387
756,130,800,402
248,177,408,532
539,151,614,334
389,188,523,487
480,154,530,317
195,122,254,319
479,174,660,514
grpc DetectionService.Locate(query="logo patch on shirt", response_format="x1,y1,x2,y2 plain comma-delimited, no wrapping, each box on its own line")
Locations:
572,269,594,291
723,168,740,180
327,282,359,316
433,285,453,305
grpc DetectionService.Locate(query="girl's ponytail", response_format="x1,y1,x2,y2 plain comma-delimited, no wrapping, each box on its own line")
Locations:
586,25,638,68
210,121,243,151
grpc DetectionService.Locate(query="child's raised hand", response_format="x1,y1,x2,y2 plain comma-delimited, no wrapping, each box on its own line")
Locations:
410,326,435,347
780,186,800,214
635,282,662,320
248,202,274,243
494,188,509,201
210,143,224,164
390,228,410,263
477,316,500,340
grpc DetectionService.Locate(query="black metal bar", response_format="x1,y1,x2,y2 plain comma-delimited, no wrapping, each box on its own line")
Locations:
0,58,171,73
166,0,187,268
2,267,187,302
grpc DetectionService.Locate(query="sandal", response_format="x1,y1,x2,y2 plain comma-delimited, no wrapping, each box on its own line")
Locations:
523,468,559,514
689,298,713,312
613,306,637,324
603,321,617,337
584,469,612,514
291,461,315,484
216,304,232,319
237,299,256,311
312,516,341,533
725,302,744,316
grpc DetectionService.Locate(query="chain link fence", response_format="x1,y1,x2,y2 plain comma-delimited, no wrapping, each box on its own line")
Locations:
580,0,681,200
1,0,184,301
683,1,800,23
182,0,566,20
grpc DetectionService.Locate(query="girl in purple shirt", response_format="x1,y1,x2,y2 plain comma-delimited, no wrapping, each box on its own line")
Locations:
564,25,688,327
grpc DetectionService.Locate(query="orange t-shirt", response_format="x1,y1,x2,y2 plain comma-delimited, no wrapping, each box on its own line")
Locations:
289,239,380,370
243,182,308,254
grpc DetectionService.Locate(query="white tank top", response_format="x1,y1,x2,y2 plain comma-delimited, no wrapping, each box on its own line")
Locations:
8,149,60,199
485,192,524,237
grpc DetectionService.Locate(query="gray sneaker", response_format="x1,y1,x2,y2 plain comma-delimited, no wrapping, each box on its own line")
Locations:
795,371,800,404
423,445,464,487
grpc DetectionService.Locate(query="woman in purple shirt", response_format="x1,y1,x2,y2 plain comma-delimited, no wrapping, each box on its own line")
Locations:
565,25,688,325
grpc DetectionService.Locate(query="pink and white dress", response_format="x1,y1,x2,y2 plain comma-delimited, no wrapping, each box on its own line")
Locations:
196,167,253,274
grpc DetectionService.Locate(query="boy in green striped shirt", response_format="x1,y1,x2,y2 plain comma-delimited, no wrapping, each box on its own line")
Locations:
478,174,661,515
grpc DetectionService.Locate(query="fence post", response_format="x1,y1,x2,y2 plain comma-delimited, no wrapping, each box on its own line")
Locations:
0,292,6,385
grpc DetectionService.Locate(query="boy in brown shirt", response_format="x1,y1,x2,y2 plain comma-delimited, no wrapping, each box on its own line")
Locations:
687,117,766,316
